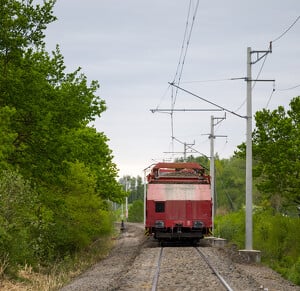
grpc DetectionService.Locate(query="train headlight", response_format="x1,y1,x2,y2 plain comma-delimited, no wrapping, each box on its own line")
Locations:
155,220,164,228
193,221,204,228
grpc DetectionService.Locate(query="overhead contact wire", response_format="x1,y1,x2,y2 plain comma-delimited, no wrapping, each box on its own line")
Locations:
277,83,300,91
272,15,300,43
172,0,192,86
170,0,199,153
252,54,268,90
170,0,192,151
173,0,200,105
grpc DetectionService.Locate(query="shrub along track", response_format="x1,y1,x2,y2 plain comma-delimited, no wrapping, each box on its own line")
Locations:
60,223,147,291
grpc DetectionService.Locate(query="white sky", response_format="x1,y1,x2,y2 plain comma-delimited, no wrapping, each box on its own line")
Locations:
44,0,300,177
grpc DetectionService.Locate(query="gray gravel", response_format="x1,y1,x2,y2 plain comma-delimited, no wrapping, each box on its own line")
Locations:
60,223,300,291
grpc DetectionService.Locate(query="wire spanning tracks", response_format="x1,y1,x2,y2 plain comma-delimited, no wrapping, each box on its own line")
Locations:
152,246,233,291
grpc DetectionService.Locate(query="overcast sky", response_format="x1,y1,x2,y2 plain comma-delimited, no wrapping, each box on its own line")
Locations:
44,0,300,177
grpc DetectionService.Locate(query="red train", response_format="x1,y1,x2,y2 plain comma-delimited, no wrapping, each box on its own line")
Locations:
145,162,212,243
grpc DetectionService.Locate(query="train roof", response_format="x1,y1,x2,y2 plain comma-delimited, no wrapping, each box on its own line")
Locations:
147,162,210,184
152,162,204,171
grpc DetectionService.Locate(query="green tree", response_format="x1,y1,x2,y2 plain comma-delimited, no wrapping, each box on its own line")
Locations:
119,175,144,203
53,161,113,254
251,96,300,211
176,155,210,170
0,0,124,268
0,106,17,170
128,200,144,222
0,170,38,266
215,156,246,211
0,0,123,200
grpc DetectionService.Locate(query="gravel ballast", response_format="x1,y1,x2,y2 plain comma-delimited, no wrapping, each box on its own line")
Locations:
60,223,300,291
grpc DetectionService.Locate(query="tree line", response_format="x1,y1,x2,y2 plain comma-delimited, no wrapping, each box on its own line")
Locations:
0,0,126,272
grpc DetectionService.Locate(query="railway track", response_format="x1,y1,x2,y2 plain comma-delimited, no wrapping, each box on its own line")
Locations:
151,246,233,291
195,247,233,291
61,224,300,291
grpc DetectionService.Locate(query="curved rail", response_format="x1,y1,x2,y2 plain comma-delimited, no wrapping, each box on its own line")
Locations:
195,247,234,291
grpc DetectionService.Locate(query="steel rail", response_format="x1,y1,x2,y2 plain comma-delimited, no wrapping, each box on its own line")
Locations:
151,247,163,291
195,247,234,291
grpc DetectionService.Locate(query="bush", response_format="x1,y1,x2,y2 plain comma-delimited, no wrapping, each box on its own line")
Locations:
128,200,144,222
214,209,245,248
0,170,38,269
215,209,300,285
288,257,300,285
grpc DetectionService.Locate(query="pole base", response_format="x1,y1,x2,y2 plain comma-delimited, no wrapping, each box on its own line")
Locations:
212,238,227,247
238,249,261,263
201,237,227,247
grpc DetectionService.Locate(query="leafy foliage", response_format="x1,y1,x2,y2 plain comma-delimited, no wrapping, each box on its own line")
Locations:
0,170,38,266
0,106,17,170
252,97,300,209
215,156,246,211
119,175,144,203
0,0,124,272
128,200,144,223
247,97,299,211
176,155,210,170
214,210,245,247
235,96,300,212
215,210,300,285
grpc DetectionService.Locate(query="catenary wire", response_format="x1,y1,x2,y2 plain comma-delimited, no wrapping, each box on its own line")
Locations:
154,84,172,111
170,0,200,153
265,86,276,108
170,82,246,119
234,98,246,113
277,83,300,91
170,0,192,151
241,16,300,112
172,0,200,111
265,82,300,108
172,0,192,85
181,77,241,83
252,54,268,90
272,15,300,43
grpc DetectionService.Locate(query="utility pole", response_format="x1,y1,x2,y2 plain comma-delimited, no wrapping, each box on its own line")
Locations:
125,178,128,222
245,47,252,250
143,163,156,226
209,115,226,234
244,45,273,253
151,108,221,161
183,141,195,161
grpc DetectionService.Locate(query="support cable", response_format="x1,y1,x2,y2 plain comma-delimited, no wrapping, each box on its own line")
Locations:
169,0,200,157
172,136,209,160
169,82,246,119
272,15,300,43
173,0,200,105
172,0,192,85
277,83,300,91
252,54,268,90
154,84,172,111
265,84,276,108
181,77,242,83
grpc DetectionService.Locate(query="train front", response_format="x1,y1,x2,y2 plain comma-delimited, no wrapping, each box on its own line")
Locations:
145,162,212,243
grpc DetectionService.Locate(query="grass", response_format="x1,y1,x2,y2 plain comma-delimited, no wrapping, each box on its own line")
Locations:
0,235,115,291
